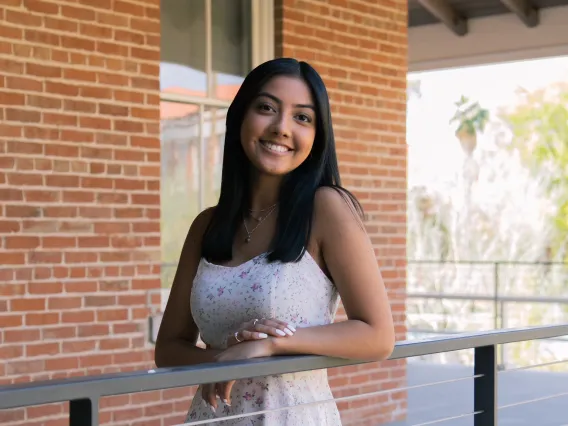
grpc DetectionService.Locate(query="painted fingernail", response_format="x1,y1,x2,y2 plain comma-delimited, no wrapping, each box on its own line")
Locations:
210,405,216,413
258,333,268,338
288,324,296,331
284,328,293,336
276,329,286,336
223,398,231,406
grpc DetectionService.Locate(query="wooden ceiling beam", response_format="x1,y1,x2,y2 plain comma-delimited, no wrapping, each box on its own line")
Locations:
499,0,539,27
417,0,468,36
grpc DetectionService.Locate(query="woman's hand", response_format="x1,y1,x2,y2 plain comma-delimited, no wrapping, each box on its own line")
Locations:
225,317,296,347
202,339,276,409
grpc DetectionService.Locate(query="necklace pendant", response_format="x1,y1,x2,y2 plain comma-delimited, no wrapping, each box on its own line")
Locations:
245,236,251,243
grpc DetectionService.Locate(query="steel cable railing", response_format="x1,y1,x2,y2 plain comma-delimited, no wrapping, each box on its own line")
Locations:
1,324,568,426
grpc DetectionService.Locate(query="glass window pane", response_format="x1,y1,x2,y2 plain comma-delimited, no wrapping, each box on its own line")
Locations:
203,107,228,208
211,0,252,101
160,101,201,273
161,0,207,97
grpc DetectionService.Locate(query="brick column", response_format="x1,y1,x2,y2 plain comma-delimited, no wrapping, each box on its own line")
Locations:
276,1,408,424
0,1,162,424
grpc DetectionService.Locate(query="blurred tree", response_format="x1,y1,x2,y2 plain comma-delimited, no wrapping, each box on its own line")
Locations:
450,95,490,156
498,83,568,262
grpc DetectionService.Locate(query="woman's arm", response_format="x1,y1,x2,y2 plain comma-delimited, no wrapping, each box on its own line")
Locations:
154,208,224,368
270,187,395,361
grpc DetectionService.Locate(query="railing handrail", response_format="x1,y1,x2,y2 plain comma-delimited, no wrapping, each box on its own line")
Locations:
161,260,568,267
406,292,568,304
407,260,567,265
1,324,567,410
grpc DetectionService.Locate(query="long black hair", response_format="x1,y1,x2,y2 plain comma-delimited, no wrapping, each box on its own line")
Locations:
201,58,362,263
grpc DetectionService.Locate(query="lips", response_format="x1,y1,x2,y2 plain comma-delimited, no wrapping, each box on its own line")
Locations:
259,140,293,153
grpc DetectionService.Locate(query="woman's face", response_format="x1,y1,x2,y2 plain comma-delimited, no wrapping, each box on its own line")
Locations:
240,75,317,177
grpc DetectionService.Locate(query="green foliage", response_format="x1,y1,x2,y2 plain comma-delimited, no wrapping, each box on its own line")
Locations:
450,95,490,137
498,83,568,261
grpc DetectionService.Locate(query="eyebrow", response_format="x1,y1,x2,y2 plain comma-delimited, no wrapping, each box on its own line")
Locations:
256,92,315,110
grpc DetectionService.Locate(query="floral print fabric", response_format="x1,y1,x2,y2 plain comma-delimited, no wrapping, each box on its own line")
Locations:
185,252,342,425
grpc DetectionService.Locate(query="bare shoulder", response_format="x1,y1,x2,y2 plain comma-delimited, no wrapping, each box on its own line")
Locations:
192,206,216,233
184,206,216,248
313,186,364,234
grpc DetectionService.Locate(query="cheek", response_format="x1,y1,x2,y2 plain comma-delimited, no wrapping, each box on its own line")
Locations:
240,114,254,144
296,129,316,154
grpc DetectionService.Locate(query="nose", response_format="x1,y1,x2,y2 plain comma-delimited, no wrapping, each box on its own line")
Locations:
269,113,291,139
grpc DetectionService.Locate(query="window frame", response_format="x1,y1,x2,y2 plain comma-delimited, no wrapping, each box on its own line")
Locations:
160,0,274,108
160,0,274,211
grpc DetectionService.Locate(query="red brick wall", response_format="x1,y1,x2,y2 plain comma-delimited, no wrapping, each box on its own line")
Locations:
0,0,166,424
276,0,408,424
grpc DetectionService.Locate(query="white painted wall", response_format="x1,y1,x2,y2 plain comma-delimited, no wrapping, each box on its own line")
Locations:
409,5,568,72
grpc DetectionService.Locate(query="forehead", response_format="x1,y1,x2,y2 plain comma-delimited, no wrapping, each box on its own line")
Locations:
259,76,313,105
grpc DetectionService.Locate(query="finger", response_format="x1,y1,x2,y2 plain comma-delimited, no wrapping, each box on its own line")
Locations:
264,318,296,330
215,382,226,405
261,318,297,333
205,383,217,409
226,331,240,347
240,329,269,340
223,380,236,405
256,319,295,336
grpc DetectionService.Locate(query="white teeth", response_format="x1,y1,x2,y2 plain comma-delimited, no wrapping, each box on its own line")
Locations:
261,140,289,153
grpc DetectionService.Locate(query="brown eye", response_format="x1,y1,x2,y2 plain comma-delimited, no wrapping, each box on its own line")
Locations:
296,113,312,123
258,103,275,112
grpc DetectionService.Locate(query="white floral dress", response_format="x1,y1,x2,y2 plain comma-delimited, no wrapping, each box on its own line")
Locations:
186,251,343,425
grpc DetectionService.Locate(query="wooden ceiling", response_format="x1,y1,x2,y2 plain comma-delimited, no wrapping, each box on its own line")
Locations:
408,0,568,35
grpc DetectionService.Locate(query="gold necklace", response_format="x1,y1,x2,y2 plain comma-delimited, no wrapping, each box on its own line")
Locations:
243,205,276,243
248,203,277,222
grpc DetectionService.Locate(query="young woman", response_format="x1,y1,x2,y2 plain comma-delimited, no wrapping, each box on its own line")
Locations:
155,58,395,425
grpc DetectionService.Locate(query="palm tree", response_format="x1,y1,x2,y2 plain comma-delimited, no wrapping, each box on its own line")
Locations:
450,96,490,156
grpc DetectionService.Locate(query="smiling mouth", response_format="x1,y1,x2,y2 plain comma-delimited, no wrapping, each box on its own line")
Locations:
259,140,293,153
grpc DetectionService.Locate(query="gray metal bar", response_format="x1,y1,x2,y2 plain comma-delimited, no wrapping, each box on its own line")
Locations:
205,0,212,97
70,397,98,426
1,324,567,410
198,103,205,211
493,262,499,330
159,92,231,108
408,328,568,343
474,345,497,426
406,292,568,305
408,260,565,265
390,324,568,359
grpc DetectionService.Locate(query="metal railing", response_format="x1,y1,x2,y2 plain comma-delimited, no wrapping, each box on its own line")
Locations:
406,260,568,368
1,324,568,426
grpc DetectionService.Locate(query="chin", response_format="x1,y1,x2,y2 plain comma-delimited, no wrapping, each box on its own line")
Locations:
251,154,298,177
255,163,294,177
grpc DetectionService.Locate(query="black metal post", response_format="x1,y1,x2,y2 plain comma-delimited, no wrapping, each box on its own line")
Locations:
70,397,98,426
474,345,497,426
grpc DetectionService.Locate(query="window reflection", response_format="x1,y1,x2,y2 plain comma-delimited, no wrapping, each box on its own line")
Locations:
203,107,228,207
160,102,201,266
160,0,206,96
160,0,251,100
212,0,251,100
159,0,252,274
